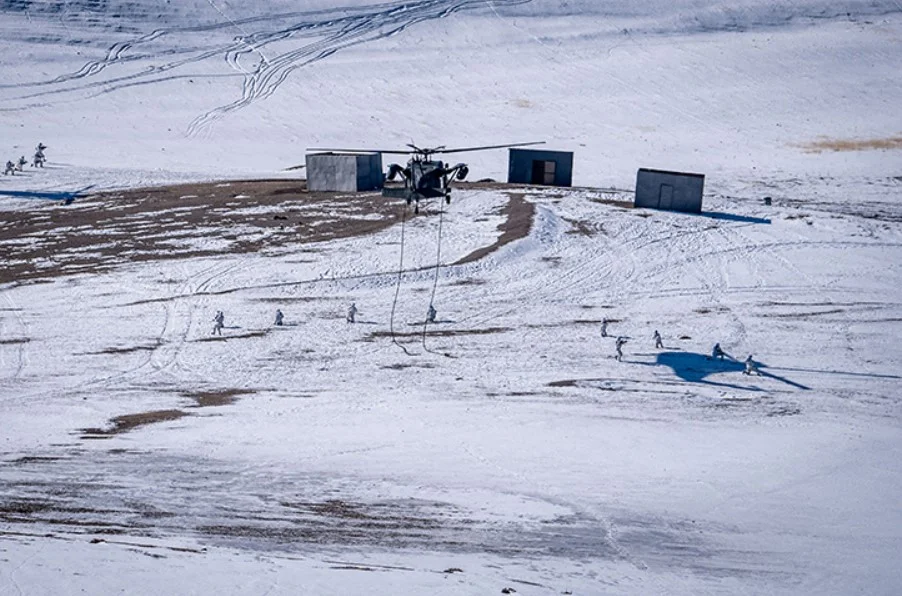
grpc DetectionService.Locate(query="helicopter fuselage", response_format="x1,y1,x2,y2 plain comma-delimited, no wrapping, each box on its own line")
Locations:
384,156,465,211
409,159,449,199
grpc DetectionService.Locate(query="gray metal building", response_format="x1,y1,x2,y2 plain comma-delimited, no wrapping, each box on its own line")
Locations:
305,152,383,192
634,168,705,214
507,149,573,187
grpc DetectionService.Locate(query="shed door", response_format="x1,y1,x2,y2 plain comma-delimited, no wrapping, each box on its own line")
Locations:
658,184,674,209
531,160,556,185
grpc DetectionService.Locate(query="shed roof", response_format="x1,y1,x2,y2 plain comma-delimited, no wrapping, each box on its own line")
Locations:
638,168,705,179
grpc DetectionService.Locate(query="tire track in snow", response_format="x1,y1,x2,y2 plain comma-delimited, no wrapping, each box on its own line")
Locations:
41,29,169,87
0,0,534,131
456,439,656,574
144,259,255,386
187,0,534,135
0,6,364,92
20,260,246,400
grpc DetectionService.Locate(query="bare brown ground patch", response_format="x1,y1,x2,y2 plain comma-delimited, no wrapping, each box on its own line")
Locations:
448,277,487,286
367,326,511,339
183,388,255,408
1,180,558,287
547,379,579,388
763,309,846,318
381,362,437,370
525,319,602,330
800,135,902,153
195,329,270,342
8,455,65,465
81,409,187,439
453,193,535,265
0,179,400,285
563,217,596,236
86,343,158,355
588,196,634,209
78,388,254,439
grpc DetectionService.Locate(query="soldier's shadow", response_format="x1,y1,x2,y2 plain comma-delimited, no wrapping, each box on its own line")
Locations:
407,319,456,326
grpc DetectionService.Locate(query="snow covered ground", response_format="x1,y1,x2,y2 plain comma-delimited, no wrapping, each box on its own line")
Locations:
2,1,902,594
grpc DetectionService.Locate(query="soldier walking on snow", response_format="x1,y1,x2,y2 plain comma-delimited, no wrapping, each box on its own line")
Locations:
212,310,224,335
615,336,627,361
346,302,358,323
743,355,758,375
33,143,47,167
653,329,663,349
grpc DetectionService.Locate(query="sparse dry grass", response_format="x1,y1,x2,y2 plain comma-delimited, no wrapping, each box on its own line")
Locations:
799,135,902,153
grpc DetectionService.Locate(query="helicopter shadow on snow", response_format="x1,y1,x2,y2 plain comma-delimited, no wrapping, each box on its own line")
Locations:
636,351,809,391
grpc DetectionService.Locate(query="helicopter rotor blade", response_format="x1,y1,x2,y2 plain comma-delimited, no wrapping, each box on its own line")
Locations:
435,141,546,155
307,141,545,156
307,147,412,155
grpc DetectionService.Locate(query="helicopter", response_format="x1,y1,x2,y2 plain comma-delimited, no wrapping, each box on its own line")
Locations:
308,141,544,213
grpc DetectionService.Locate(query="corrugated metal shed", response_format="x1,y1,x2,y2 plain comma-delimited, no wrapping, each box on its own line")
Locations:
508,149,573,187
306,152,383,192
634,168,705,213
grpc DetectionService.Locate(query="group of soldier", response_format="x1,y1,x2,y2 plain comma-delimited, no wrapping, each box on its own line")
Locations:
602,318,759,375
210,302,435,335
3,143,47,176
208,305,759,375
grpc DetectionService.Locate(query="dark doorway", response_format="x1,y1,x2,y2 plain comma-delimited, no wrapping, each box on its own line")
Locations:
531,160,556,185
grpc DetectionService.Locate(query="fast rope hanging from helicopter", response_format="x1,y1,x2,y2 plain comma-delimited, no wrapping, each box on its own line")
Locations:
388,197,451,358
388,202,414,357
421,198,447,357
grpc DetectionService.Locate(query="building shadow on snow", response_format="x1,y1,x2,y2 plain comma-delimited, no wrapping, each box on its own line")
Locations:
0,185,95,203
699,211,771,225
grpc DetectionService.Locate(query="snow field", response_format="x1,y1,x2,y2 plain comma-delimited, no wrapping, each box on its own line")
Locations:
3,1,902,593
